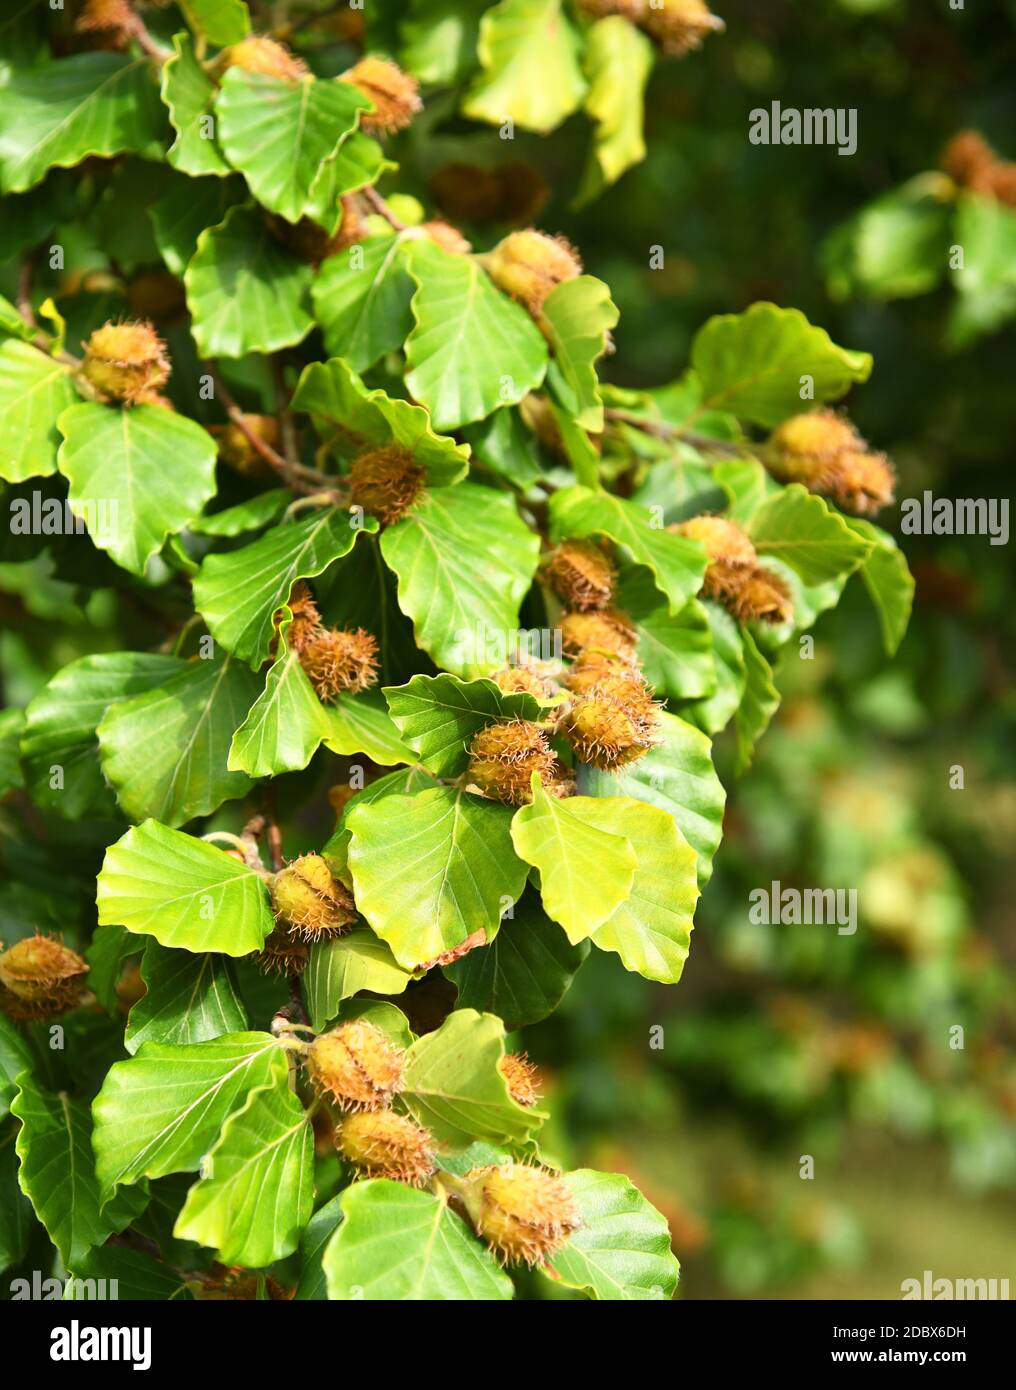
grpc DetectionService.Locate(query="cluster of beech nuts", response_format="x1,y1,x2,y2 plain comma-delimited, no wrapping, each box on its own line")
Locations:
297,1018,578,1265
278,583,380,705
940,129,1016,207
763,408,896,517
579,0,725,56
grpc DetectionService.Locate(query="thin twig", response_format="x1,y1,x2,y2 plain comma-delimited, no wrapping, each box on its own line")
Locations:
207,363,338,494
604,407,760,459
271,355,300,474
362,184,408,232
126,12,173,62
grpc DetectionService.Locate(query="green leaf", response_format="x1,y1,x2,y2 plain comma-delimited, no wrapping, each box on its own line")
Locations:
322,765,439,881
445,889,589,1030
948,194,1016,344
174,1077,313,1267
96,819,275,957
384,672,545,777
576,797,699,983
0,292,35,341
679,600,746,736
161,32,231,179
380,482,541,677
691,302,873,427
846,517,914,656
125,941,247,1055
96,653,259,826
85,925,140,1016
583,710,726,885
192,507,375,671
549,485,707,614
461,407,544,489
0,340,78,483
56,402,218,577
0,54,166,194
149,169,244,276
190,487,292,537
227,629,333,778
64,1245,191,1300
321,692,414,767
92,1031,285,1199
620,574,715,701
542,275,619,431
185,204,314,358
179,0,250,46
510,777,637,943
312,235,415,372
291,356,469,485
0,1017,33,1116
823,177,951,302
0,709,23,799
403,239,548,431
576,17,653,205
346,785,529,969
323,1179,513,1300
12,1073,144,1267
21,651,182,819
294,1193,344,1300
304,132,395,220
0,1128,34,1271
551,1169,679,1300
733,628,780,775
747,483,873,585
401,0,487,85
304,928,415,1032
216,69,369,224
463,0,586,134
402,1008,543,1147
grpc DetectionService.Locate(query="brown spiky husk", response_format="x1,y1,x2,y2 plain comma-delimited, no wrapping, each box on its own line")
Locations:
341,56,422,135
559,609,637,663
348,446,425,525
82,319,170,404
641,0,725,56
335,1111,436,1186
281,581,323,653
0,934,88,1020
271,853,357,939
940,130,997,187
468,1162,581,1267
224,36,309,81
468,720,559,806
730,568,794,625
306,1020,405,1112
500,1052,541,1108
484,230,583,319
544,539,616,612
75,0,135,42
564,651,641,694
254,925,309,976
676,514,758,566
766,410,895,515
421,221,472,255
492,663,560,699
562,675,660,770
299,626,379,702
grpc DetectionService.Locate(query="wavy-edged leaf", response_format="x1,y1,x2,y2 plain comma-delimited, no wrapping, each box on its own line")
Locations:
185,204,314,357
322,691,414,767
583,710,725,885
0,53,166,194
445,888,589,1030
0,1128,34,1270
180,0,250,46
312,235,415,371
384,672,544,777
323,1179,513,1300
64,1245,192,1300
174,1077,313,1268
747,482,872,585
0,1018,32,1117
691,302,873,427
216,69,369,224
462,0,586,134
0,340,78,483
304,928,414,1032
550,484,706,614
847,517,915,656
543,275,619,431
162,32,230,178
551,1169,680,1301
125,941,247,1055
96,819,275,956
576,17,652,206
402,1008,543,1147
510,777,637,943
322,765,439,882
403,239,548,430
97,653,259,826
0,709,23,799
227,629,332,777
679,600,746,736
92,1031,285,1199
620,574,715,701
294,1192,344,1300
12,1073,145,1266
149,168,244,276
346,785,528,969
190,487,292,537
56,402,218,577
734,628,780,775
192,507,375,670
381,482,541,677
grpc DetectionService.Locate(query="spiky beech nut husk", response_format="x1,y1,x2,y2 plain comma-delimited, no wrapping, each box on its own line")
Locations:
641,0,725,56
223,36,309,80
254,925,310,976
75,0,135,37
940,130,996,186
468,720,558,806
340,57,422,135
559,609,637,663
484,230,583,319
306,1020,405,1112
330,195,368,252
731,568,793,625
421,221,472,255
0,935,88,1019
271,853,357,939
81,319,170,404
335,1111,436,1186
676,514,757,567
564,650,639,694
492,663,559,699
562,679,660,770
280,580,323,653
988,162,1016,207
465,1162,580,1267
765,410,895,515
544,539,616,612
348,445,425,525
299,626,380,702
500,1052,540,1108
817,448,896,518
216,414,280,478
519,393,566,457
